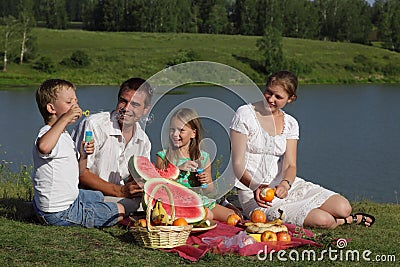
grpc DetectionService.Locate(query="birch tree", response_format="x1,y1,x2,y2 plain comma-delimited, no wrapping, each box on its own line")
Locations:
1,15,18,72
18,0,35,64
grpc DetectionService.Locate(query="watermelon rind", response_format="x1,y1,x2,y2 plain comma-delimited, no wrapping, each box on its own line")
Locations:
128,156,179,181
144,178,206,224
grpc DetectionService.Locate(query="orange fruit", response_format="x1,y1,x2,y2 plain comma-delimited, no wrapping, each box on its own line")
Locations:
226,213,241,226
134,218,147,227
250,210,267,223
260,187,276,202
172,218,189,226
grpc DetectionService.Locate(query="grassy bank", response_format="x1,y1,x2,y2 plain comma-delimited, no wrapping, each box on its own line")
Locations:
1,168,399,266
1,199,399,266
1,28,400,86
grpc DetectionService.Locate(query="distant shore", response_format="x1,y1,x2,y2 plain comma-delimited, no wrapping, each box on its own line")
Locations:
1,28,400,87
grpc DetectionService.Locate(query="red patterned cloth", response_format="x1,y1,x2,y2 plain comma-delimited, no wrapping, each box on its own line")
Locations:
162,221,322,262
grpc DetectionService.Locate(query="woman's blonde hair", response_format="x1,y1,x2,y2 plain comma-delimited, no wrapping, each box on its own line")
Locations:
266,70,298,101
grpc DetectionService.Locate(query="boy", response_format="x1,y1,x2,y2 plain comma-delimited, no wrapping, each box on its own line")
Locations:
32,79,124,227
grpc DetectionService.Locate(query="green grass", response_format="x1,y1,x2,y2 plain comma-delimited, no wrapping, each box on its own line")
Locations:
1,165,399,266
1,28,400,87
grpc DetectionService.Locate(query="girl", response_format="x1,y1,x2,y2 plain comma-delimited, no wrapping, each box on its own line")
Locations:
156,108,235,222
230,71,375,228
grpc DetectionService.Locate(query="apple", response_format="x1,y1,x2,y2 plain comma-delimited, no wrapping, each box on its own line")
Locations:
261,230,278,242
226,213,241,226
276,231,291,242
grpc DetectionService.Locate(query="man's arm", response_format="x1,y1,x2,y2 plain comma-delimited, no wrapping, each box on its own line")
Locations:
79,168,143,198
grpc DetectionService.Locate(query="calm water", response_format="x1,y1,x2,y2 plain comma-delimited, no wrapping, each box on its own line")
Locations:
0,84,399,203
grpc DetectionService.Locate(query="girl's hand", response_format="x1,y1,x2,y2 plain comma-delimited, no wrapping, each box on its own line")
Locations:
275,183,289,199
197,172,212,185
178,160,198,171
254,185,273,208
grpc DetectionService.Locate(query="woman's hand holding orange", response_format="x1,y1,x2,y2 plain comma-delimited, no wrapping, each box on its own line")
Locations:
254,184,273,208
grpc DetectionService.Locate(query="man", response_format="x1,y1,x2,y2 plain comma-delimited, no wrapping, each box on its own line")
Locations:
72,78,153,215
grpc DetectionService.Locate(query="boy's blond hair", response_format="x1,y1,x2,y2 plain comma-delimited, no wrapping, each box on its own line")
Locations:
36,79,75,123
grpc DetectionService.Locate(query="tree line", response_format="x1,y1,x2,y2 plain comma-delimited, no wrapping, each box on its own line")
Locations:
2,0,399,49
1,0,400,74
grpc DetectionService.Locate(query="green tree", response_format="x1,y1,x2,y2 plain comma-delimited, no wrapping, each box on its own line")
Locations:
390,3,400,52
17,0,36,64
102,0,124,31
335,0,372,44
175,0,196,32
0,0,19,17
207,0,229,33
39,0,68,29
196,0,228,33
0,15,18,71
233,0,257,35
282,0,319,39
81,0,97,30
255,0,282,36
256,26,285,75
376,0,400,52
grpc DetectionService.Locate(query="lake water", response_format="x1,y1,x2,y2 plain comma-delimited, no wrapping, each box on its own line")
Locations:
0,84,399,204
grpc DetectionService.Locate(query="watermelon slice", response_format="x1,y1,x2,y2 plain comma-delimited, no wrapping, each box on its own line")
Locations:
144,178,206,224
128,155,179,180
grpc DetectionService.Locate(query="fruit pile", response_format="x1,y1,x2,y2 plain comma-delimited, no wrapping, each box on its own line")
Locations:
226,209,291,242
133,198,189,227
246,209,291,242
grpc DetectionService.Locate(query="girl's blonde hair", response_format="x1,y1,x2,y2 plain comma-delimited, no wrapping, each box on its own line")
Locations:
164,108,203,168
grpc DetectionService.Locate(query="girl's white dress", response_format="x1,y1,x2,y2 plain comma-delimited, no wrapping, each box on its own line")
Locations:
230,104,337,226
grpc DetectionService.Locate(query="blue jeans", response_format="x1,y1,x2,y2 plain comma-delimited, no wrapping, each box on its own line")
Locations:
34,190,119,228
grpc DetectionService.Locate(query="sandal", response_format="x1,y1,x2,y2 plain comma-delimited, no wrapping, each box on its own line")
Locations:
345,212,375,227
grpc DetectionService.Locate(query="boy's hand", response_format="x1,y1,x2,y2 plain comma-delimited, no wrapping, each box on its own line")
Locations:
64,104,82,124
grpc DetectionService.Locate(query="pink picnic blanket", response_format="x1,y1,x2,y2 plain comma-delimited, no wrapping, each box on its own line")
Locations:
162,221,322,262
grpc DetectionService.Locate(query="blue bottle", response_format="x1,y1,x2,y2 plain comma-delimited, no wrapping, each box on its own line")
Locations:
85,131,93,142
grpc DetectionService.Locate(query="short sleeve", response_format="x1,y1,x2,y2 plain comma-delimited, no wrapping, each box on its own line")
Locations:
157,150,166,160
230,105,251,135
35,125,59,159
284,114,299,140
200,151,210,167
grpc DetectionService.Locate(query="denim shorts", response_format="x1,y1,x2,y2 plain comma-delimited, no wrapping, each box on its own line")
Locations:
35,189,119,228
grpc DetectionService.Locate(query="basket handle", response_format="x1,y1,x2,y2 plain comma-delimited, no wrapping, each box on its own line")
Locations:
146,184,175,231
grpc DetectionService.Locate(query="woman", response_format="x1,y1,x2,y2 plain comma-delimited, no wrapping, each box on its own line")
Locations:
230,70,374,228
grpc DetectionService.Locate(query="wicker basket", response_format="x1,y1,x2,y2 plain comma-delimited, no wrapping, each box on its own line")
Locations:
130,184,193,248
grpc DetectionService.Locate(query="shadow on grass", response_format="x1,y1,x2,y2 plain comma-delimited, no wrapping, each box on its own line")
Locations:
0,197,38,223
232,54,265,74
